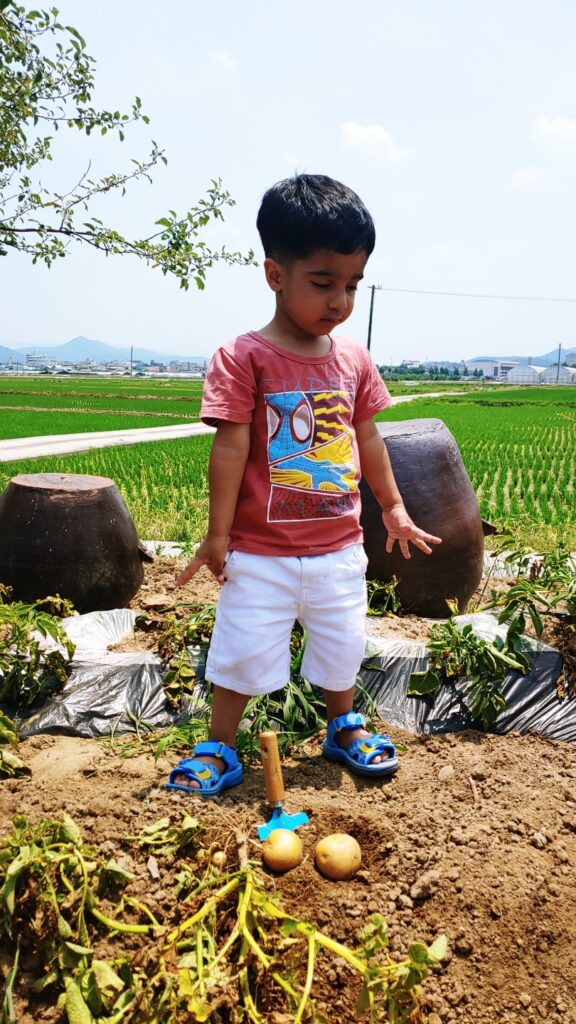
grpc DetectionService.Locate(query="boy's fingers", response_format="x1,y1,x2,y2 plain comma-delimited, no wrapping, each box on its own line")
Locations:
175,557,205,586
386,531,442,558
413,538,433,554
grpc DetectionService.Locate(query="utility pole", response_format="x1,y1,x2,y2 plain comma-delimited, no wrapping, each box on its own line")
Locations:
366,284,381,353
130,345,133,377
556,342,562,383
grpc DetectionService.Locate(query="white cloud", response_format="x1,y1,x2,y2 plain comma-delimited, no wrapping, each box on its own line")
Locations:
210,49,237,75
283,151,301,169
510,165,550,185
531,115,576,146
433,241,465,261
340,122,410,162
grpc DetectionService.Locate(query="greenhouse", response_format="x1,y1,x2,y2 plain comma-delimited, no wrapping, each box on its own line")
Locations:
542,364,576,384
503,364,546,384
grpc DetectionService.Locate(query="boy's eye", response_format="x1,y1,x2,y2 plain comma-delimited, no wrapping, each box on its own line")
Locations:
311,281,330,289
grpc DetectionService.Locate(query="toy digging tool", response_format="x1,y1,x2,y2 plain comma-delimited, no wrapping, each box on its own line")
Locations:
257,731,309,840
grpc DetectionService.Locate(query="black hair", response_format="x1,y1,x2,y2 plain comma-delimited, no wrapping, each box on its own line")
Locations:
256,173,375,262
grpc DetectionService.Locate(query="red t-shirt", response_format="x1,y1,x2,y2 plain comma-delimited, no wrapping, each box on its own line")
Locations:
201,331,392,556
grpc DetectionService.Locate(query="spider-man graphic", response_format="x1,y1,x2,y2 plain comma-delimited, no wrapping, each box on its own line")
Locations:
265,390,357,522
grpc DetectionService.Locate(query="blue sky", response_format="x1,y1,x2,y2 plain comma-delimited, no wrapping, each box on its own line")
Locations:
2,0,576,363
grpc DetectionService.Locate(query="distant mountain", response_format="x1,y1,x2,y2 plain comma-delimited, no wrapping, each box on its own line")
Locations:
471,346,576,367
1,336,208,364
0,345,22,363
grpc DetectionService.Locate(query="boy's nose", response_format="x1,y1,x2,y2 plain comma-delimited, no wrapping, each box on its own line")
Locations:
328,290,349,313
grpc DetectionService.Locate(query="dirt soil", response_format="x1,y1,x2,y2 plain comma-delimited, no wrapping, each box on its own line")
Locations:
1,558,576,1024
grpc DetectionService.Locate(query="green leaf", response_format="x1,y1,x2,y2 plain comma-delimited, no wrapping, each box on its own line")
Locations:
60,813,83,845
427,934,449,962
408,941,429,964
407,669,441,696
279,917,300,937
65,980,94,1024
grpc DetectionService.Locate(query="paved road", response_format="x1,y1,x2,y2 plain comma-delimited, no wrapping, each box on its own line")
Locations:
0,391,462,462
0,422,215,462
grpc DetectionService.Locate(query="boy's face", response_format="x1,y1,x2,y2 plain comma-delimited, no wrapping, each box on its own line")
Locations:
264,249,368,340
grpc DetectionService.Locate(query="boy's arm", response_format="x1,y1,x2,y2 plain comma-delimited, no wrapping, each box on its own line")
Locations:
355,419,442,560
176,421,251,585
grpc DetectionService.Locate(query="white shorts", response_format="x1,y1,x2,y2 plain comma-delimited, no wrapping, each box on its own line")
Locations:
205,544,368,696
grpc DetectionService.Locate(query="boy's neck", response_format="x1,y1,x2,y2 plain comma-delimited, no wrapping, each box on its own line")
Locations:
256,315,332,357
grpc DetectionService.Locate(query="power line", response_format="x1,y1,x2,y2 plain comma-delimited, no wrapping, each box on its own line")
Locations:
376,286,576,304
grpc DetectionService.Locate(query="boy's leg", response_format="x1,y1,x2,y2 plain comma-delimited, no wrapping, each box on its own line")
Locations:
322,686,387,764
171,551,299,790
299,545,392,766
170,686,250,790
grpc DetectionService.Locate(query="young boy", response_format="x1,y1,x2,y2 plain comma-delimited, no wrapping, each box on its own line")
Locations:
167,174,441,796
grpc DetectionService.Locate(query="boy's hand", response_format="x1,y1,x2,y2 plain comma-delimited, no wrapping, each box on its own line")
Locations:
175,534,229,586
382,504,442,560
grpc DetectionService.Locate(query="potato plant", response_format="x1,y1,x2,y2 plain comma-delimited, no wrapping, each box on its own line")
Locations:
0,586,75,707
0,812,447,1024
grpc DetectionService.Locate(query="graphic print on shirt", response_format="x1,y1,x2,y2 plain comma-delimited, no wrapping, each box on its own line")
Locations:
265,390,358,522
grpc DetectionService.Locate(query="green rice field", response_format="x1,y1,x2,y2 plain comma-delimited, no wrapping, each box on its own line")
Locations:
0,377,201,436
0,377,574,549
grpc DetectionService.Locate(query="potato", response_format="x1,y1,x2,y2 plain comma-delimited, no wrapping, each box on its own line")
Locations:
314,833,362,880
262,829,303,872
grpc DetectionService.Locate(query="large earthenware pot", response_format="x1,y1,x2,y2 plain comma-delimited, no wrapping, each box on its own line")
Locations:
360,419,484,617
0,473,149,612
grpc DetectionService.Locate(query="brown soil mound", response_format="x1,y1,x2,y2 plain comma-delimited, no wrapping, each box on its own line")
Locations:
1,557,575,1023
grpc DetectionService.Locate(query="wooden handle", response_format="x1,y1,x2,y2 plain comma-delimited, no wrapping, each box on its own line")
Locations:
259,731,285,804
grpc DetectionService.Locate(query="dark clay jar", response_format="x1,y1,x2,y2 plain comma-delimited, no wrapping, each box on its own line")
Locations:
0,473,148,612
360,419,485,617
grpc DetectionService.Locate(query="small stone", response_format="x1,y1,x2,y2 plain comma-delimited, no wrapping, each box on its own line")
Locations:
518,993,532,1008
446,867,460,881
428,1014,443,1024
531,831,548,849
147,855,160,880
450,828,466,845
397,894,414,910
438,765,455,782
454,936,473,956
410,870,441,901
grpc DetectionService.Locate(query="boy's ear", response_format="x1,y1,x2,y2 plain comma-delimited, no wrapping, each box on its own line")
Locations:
263,257,285,293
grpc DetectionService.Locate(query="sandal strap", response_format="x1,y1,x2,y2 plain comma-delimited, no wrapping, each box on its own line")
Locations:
347,735,396,764
169,758,220,789
327,712,365,745
193,741,239,772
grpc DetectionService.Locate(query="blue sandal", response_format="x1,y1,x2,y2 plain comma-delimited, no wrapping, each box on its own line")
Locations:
322,712,399,777
166,741,243,797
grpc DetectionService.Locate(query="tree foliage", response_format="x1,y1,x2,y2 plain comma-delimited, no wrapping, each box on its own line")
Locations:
0,1,254,287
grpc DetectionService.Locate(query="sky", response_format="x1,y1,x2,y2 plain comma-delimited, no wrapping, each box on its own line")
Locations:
2,0,576,364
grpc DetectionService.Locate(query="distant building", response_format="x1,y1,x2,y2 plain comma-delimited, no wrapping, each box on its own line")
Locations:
465,359,520,379
26,352,54,368
105,360,130,373
74,359,102,373
566,352,576,367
